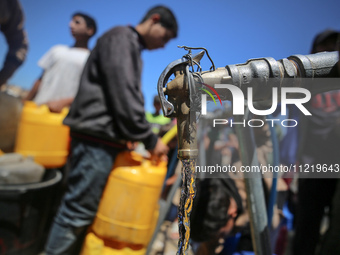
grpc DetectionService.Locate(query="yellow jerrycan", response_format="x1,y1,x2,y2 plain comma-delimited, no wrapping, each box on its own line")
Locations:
14,101,70,168
81,125,177,255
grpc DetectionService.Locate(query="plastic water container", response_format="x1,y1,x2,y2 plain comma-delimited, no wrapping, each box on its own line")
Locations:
14,101,70,168
81,151,167,254
81,232,147,255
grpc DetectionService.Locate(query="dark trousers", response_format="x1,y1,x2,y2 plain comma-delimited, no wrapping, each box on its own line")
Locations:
293,178,337,255
45,138,120,255
320,179,340,255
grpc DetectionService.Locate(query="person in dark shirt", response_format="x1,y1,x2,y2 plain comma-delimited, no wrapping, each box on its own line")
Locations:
318,35,340,255
293,29,340,255
44,5,178,255
0,0,28,87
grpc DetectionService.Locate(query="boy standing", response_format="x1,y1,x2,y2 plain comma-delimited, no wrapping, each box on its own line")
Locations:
25,13,96,113
45,6,178,255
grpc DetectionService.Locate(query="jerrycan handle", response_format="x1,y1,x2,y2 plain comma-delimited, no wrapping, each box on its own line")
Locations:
24,100,38,108
61,107,69,115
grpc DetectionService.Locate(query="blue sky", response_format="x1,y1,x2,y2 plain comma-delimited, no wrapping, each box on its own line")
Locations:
1,0,339,112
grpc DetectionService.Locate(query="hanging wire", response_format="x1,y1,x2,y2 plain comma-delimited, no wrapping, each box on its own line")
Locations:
178,45,216,71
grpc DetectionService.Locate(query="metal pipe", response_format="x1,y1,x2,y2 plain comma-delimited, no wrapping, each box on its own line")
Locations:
234,113,272,255
196,51,339,255
158,51,339,160
157,50,340,255
201,51,339,101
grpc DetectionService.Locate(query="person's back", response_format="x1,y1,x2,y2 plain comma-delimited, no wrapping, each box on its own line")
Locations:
293,29,340,255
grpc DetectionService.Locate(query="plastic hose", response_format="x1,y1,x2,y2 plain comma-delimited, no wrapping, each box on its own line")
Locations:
161,125,177,145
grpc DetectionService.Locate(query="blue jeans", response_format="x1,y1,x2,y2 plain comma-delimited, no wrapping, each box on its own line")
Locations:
45,138,121,255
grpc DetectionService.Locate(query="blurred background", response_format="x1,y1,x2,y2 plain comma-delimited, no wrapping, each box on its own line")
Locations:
1,0,339,112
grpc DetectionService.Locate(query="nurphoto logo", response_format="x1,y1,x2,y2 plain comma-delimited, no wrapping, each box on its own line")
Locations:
200,84,312,127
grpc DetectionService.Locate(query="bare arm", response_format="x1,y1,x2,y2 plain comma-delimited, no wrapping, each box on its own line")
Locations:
24,77,42,101
46,97,74,113
24,76,74,113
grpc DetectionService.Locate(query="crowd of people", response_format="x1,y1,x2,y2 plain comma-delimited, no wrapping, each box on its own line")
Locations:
1,1,176,254
1,1,340,255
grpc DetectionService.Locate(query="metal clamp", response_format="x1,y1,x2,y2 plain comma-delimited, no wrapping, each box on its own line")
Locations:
157,50,205,116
